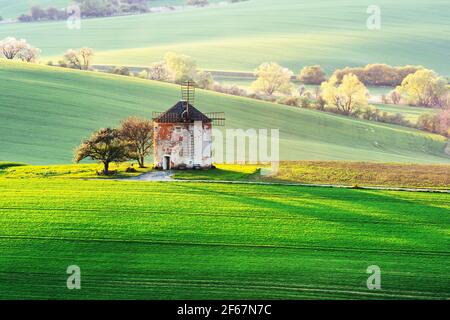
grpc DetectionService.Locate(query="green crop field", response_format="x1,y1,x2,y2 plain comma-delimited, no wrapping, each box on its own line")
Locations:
0,0,449,75
0,175,448,299
0,61,449,165
375,104,436,123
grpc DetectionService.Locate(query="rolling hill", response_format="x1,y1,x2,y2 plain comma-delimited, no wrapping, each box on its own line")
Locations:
0,0,449,75
0,61,449,164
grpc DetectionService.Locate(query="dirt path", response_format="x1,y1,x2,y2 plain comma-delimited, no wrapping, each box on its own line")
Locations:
127,170,174,181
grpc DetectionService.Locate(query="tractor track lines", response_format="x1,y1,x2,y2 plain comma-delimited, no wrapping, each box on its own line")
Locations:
0,235,448,257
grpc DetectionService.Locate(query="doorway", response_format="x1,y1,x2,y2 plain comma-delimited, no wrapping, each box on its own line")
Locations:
163,156,171,170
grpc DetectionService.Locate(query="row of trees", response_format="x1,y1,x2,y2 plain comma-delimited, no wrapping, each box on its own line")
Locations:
248,61,449,108
17,0,219,22
18,0,149,22
332,64,422,87
18,6,68,22
417,110,450,137
74,117,153,174
0,37,40,62
137,52,215,89
59,48,95,70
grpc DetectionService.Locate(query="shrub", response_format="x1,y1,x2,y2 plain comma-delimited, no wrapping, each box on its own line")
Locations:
112,66,131,76
186,0,209,6
297,65,327,85
277,96,301,107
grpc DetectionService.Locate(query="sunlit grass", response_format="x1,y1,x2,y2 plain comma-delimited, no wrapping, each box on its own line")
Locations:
0,177,448,299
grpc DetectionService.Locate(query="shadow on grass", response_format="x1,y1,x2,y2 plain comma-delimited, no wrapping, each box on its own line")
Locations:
0,162,27,171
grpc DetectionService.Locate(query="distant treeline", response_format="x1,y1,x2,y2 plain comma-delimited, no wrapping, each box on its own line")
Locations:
332,64,422,87
18,0,150,22
16,0,229,22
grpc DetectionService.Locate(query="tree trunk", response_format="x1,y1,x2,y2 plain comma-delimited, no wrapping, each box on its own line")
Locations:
103,161,109,175
139,155,145,168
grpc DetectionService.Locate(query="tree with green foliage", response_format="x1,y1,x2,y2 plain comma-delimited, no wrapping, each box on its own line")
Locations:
251,62,293,96
297,65,327,85
164,52,197,83
321,73,368,114
194,70,215,89
74,128,130,175
397,69,448,107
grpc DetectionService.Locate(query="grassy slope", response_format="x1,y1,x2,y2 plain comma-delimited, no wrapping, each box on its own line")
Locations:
0,61,449,164
375,104,436,123
1,0,448,75
0,177,448,299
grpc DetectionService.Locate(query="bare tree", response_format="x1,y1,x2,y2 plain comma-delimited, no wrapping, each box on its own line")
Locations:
148,61,169,81
389,90,402,105
63,47,94,70
119,117,153,168
79,47,94,70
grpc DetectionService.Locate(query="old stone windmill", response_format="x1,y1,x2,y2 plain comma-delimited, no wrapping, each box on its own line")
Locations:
152,81,225,170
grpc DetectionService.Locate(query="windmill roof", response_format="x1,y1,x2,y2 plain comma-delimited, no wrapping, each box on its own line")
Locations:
154,101,211,123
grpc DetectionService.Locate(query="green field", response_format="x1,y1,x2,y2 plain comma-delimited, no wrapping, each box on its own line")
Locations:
375,104,436,123
0,174,448,299
0,0,449,75
1,61,449,165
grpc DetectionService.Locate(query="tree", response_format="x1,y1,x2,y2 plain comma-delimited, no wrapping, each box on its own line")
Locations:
18,46,41,62
321,73,368,114
251,62,293,96
74,128,130,175
18,14,33,22
119,117,153,168
164,52,197,83
63,48,94,70
112,66,131,76
437,108,450,136
389,90,402,105
31,6,47,21
0,37,28,59
397,69,448,107
417,113,439,134
46,7,58,20
186,0,209,6
194,70,214,89
148,61,169,81
297,65,327,85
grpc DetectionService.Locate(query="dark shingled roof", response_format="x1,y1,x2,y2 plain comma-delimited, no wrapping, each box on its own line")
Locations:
154,101,211,123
